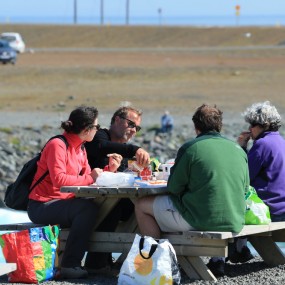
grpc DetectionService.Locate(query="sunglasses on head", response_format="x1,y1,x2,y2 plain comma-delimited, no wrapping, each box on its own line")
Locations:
119,116,141,132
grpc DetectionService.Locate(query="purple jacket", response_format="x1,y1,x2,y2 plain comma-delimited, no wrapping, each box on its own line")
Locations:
248,131,285,215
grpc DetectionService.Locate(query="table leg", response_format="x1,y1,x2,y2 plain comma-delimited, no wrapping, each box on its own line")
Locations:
92,197,120,229
249,236,285,266
178,256,217,281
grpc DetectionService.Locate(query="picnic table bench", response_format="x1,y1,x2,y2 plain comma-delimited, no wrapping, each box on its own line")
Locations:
2,219,285,281
2,186,285,281
59,221,285,281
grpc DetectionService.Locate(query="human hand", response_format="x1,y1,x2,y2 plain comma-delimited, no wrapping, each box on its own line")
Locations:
135,148,150,167
90,168,103,182
237,131,251,148
107,153,123,172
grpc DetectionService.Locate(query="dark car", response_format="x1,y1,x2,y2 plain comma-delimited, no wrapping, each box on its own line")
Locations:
0,39,17,65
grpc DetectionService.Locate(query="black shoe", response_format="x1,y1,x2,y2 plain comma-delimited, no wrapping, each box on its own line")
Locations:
207,259,225,277
228,246,254,263
60,267,88,279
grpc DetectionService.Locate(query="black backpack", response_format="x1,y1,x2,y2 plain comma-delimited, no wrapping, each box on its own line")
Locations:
4,135,68,211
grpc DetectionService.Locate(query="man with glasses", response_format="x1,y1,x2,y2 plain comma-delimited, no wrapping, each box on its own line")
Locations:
85,105,149,170
84,105,150,274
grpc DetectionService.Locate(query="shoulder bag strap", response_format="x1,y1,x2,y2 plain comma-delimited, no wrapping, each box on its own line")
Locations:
30,135,69,190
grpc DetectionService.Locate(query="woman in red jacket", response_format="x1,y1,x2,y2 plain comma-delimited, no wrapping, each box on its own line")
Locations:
27,106,122,279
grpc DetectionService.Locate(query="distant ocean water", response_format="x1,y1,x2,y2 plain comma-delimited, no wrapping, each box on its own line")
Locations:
0,14,285,27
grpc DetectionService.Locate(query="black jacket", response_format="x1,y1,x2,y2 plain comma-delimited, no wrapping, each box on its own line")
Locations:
85,128,140,171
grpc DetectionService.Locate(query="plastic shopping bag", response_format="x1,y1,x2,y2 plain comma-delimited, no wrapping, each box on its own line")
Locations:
96,172,135,187
118,234,181,285
0,225,60,283
245,186,271,225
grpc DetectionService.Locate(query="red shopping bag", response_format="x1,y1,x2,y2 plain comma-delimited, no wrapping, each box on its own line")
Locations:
0,225,60,283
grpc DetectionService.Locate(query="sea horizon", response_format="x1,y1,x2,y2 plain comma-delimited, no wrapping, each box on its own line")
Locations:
0,14,284,27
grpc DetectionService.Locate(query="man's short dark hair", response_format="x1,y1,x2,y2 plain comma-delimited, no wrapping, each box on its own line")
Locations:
192,104,223,133
110,106,143,125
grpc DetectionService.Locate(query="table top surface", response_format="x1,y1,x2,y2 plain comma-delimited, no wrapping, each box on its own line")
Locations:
60,184,168,198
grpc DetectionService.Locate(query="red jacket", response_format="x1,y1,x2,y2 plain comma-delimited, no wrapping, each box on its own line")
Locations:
29,132,94,202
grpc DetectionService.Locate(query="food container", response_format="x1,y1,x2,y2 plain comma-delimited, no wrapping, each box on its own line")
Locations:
140,166,152,181
161,159,175,180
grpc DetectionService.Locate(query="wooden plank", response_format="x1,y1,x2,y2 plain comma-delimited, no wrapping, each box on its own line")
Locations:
61,185,168,198
115,213,137,233
0,223,44,231
186,257,217,281
183,222,285,240
60,231,228,257
61,231,228,248
178,256,200,280
162,233,230,246
114,213,138,264
0,263,17,276
249,236,285,266
91,197,120,229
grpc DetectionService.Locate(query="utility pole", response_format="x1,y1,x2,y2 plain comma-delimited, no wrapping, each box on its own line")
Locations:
235,3,240,26
100,0,104,25
126,0,129,25
74,0,77,24
158,8,162,25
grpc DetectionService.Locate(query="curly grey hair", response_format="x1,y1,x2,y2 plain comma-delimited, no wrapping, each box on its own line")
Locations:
242,101,281,131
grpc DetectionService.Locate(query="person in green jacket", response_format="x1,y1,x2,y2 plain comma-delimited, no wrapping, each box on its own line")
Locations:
135,104,250,275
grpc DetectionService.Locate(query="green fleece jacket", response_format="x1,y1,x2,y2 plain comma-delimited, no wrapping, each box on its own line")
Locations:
168,131,249,232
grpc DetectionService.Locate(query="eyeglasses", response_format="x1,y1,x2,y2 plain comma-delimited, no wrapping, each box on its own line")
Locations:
119,116,141,132
91,124,100,130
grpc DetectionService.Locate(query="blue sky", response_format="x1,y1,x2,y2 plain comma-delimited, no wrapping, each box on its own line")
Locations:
1,0,285,18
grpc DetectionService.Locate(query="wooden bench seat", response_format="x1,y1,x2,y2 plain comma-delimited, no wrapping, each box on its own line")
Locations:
2,221,285,281
60,221,285,281
0,222,44,231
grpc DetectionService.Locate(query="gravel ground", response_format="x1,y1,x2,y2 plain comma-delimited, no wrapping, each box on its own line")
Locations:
1,256,285,285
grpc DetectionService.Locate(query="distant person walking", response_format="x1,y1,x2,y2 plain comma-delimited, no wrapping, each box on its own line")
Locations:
160,110,174,133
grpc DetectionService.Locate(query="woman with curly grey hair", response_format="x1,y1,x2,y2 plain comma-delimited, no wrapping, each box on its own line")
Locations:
233,101,285,263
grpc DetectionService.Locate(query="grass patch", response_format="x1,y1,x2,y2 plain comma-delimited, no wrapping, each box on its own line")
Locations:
0,127,13,134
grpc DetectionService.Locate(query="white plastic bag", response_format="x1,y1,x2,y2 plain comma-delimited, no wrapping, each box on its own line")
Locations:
118,234,181,285
96,172,135,187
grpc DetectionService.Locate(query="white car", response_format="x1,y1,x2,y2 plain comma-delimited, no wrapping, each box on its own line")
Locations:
0,32,25,53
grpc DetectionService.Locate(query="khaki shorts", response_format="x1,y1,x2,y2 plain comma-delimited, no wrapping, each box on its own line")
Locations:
153,195,196,232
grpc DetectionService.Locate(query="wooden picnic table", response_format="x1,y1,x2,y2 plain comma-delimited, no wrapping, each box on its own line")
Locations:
59,185,285,282
60,184,167,236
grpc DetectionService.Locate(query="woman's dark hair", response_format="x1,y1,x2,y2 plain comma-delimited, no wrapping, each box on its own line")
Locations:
61,106,98,134
192,104,223,133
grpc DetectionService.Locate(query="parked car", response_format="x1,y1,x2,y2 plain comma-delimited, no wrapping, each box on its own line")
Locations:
0,39,17,64
0,32,25,53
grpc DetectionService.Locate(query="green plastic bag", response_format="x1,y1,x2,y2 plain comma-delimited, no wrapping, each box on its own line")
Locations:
245,186,271,225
